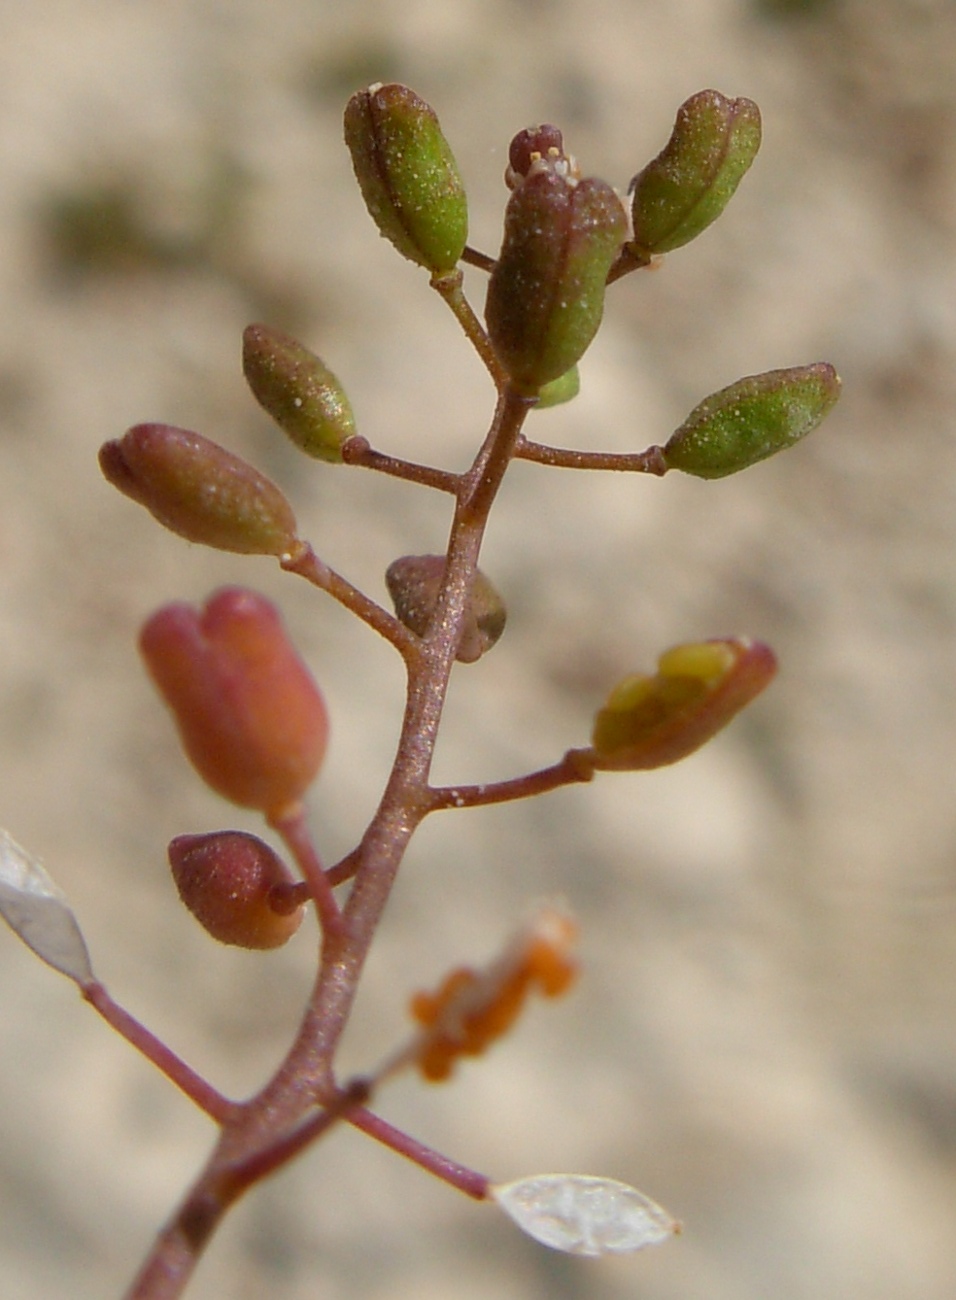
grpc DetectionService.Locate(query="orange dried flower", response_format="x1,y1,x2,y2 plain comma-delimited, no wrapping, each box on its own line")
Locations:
410,908,578,1081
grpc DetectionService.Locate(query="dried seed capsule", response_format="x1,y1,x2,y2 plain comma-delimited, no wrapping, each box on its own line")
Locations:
485,169,627,394
168,831,305,950
343,83,468,275
242,324,356,463
140,587,329,819
629,90,761,257
385,554,507,663
99,423,299,556
590,637,777,771
662,363,841,479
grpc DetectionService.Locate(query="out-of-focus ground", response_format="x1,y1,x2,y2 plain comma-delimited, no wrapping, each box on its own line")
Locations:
0,1,955,1297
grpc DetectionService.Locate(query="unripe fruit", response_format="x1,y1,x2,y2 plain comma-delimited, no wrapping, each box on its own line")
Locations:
629,90,761,257
485,165,627,394
385,555,507,663
242,324,356,463
590,637,777,771
168,831,305,949
99,423,299,556
344,83,468,275
662,363,841,479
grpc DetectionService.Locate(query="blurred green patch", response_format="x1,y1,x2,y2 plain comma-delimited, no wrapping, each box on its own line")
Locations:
753,0,836,17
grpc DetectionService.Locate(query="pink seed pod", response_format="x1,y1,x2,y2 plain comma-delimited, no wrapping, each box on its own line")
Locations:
168,831,306,949
140,587,329,820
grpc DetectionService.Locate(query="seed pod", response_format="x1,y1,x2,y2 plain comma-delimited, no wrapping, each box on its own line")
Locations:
662,363,841,479
629,90,761,257
343,83,468,275
589,637,777,771
485,169,627,394
140,587,329,819
168,831,306,950
535,364,580,410
242,324,356,463
99,424,299,556
385,554,507,663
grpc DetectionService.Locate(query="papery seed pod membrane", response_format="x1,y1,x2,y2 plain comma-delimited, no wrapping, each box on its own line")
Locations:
590,637,777,771
168,831,305,949
140,588,329,819
242,324,356,463
629,90,761,257
663,363,841,479
344,83,468,274
99,424,299,556
485,169,627,394
385,554,507,663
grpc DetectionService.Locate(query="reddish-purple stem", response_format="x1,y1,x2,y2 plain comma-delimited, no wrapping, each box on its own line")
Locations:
82,982,234,1123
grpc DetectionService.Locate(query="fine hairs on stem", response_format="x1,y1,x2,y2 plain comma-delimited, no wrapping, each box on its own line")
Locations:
0,82,840,1297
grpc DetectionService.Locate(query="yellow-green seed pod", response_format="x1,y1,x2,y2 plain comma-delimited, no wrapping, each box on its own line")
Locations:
485,170,627,394
663,363,841,479
590,638,777,771
629,90,761,257
243,324,355,463
344,83,468,275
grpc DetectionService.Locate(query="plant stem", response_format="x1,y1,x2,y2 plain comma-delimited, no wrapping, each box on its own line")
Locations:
281,543,415,655
127,374,533,1300
427,748,595,811
516,436,668,475
348,1107,490,1198
269,807,344,941
82,982,234,1123
431,268,507,387
340,436,460,494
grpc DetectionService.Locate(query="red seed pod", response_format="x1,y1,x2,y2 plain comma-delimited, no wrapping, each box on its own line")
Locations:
140,588,329,819
99,423,299,556
168,831,306,949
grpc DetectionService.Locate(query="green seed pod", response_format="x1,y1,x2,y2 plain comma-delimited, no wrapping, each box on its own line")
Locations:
99,424,299,556
663,363,841,480
629,90,761,257
343,83,468,275
385,554,507,663
485,169,627,394
535,364,580,410
242,323,356,463
590,638,777,771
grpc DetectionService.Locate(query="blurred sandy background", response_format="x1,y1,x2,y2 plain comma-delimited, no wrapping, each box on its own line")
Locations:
0,1,955,1296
